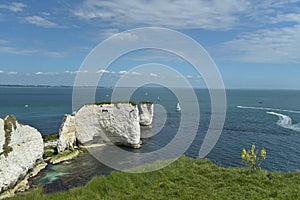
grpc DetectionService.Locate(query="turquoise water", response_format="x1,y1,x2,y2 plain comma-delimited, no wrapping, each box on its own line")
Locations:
1,87,300,192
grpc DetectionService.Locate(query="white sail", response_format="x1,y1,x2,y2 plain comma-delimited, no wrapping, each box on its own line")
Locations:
176,102,181,111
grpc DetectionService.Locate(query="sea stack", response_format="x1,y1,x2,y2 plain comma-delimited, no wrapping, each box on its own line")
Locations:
0,115,44,194
57,102,142,153
139,102,154,127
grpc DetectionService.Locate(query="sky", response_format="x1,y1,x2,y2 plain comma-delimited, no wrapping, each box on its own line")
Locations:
0,0,300,89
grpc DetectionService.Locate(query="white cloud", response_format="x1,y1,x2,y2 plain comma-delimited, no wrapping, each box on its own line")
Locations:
7,71,18,75
73,0,249,30
24,16,61,28
0,45,67,57
218,24,300,63
112,32,138,41
0,70,4,74
131,71,141,76
118,70,127,75
271,13,300,23
65,70,88,75
35,71,59,75
0,2,26,12
96,69,109,74
149,73,158,77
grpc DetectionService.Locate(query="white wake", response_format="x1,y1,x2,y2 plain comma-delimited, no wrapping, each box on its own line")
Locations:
267,112,300,132
237,105,300,132
237,105,300,114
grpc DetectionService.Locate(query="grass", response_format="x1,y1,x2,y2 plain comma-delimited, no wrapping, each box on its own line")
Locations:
94,101,137,106
8,156,300,200
43,146,56,159
140,101,153,104
42,133,59,142
48,149,80,164
0,115,16,157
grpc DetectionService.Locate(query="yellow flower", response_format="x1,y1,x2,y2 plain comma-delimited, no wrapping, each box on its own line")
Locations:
261,148,267,159
251,144,255,153
241,144,267,171
241,149,247,159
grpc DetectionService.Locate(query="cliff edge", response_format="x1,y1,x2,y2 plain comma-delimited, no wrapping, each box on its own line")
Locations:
0,115,44,194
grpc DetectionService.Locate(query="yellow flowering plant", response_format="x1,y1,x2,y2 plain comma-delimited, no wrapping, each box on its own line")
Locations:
241,144,267,171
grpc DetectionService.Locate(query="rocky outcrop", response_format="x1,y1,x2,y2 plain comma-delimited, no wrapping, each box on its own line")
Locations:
0,115,44,194
57,114,76,153
139,102,154,126
57,103,141,153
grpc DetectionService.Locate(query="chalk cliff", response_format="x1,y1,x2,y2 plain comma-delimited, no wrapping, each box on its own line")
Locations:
57,103,141,153
139,103,154,126
57,114,76,153
0,115,44,194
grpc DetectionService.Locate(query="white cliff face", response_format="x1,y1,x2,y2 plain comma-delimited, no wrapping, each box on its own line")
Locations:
0,120,4,155
75,105,103,144
0,115,44,193
57,114,76,153
139,103,154,126
58,103,141,152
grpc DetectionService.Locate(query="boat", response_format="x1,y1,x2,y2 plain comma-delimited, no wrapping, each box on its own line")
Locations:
176,102,181,111
157,96,160,101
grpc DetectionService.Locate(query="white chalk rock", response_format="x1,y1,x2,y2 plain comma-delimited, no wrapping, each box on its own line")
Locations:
57,114,76,153
57,103,141,152
139,103,154,126
0,115,44,193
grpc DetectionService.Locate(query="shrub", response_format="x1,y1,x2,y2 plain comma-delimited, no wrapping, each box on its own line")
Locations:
241,144,267,171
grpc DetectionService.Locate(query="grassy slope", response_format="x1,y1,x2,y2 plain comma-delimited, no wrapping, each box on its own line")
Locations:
10,156,300,200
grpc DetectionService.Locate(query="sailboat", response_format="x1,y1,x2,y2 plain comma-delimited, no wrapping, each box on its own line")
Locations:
176,102,181,111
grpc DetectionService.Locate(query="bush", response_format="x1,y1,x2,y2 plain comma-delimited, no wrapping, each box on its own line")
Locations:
241,144,267,171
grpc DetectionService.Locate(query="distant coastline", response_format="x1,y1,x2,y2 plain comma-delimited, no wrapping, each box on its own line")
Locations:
0,84,110,88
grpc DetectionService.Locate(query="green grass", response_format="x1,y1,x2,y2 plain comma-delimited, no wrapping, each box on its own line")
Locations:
42,133,58,142
0,115,16,157
43,146,56,159
140,101,153,104
94,101,137,106
9,156,300,200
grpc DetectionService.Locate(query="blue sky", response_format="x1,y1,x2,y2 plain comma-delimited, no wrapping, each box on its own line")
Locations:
0,0,300,89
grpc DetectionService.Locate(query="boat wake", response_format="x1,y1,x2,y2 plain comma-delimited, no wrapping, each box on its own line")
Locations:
237,106,300,132
267,112,300,132
237,105,300,114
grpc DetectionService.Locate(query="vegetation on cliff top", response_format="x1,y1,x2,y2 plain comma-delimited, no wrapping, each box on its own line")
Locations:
94,101,137,106
10,156,300,200
42,133,58,142
140,101,153,104
0,115,16,157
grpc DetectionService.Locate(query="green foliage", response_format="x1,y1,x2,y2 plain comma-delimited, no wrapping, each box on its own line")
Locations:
42,133,58,142
140,101,153,104
242,144,267,171
43,146,57,159
94,101,137,106
9,156,300,200
52,149,77,159
0,115,16,157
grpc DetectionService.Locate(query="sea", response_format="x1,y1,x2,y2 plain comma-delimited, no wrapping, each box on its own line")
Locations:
1,86,300,193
